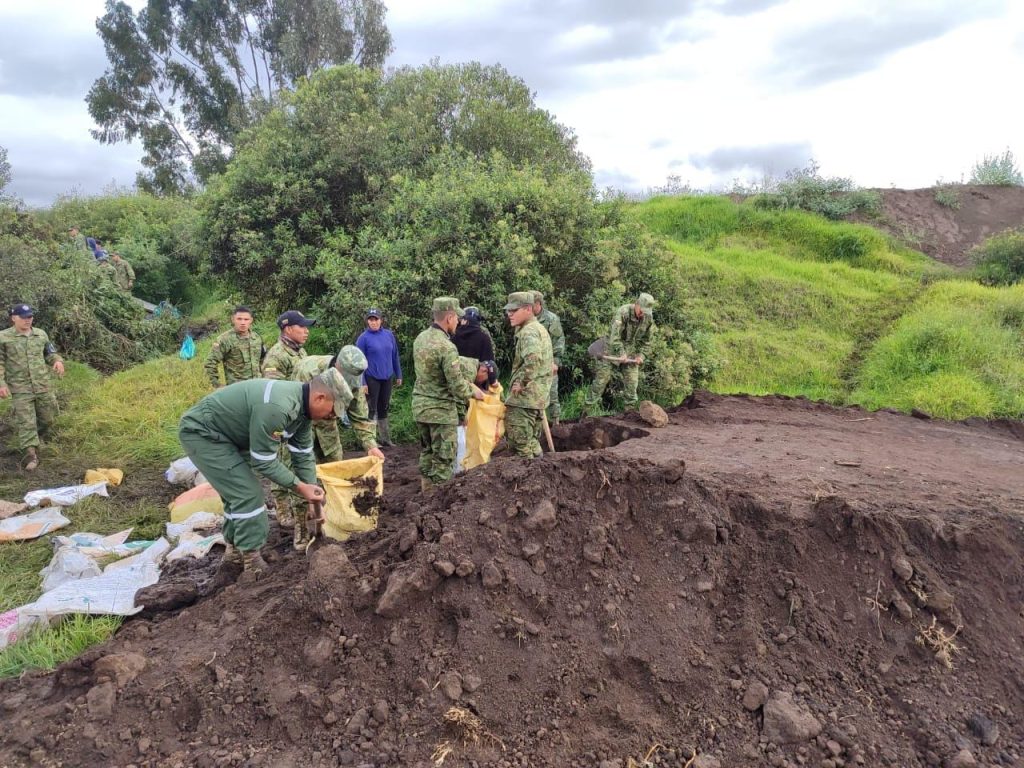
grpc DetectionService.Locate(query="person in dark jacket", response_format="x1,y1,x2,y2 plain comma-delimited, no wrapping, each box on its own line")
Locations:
355,307,402,446
452,306,495,363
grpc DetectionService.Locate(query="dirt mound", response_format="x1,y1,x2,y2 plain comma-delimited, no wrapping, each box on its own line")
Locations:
3,394,1024,768
868,185,1024,267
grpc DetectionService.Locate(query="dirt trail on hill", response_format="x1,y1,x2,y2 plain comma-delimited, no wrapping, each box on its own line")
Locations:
3,393,1023,768
870,185,1024,267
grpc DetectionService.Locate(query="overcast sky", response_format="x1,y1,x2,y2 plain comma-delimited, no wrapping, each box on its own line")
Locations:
1,0,1022,206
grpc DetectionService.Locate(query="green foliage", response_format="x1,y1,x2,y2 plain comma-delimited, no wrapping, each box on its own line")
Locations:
0,207,183,371
0,615,122,678
749,161,881,220
88,0,393,192
45,192,202,303
969,150,1023,186
933,182,962,209
0,145,10,198
971,227,1024,286
852,281,1024,419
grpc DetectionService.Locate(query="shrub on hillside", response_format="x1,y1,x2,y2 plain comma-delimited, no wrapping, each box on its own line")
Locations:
969,150,1023,186
971,228,1024,286
750,162,881,220
0,207,182,371
933,182,962,209
45,193,202,304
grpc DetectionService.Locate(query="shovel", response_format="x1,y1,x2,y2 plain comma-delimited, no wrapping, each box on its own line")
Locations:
304,498,325,555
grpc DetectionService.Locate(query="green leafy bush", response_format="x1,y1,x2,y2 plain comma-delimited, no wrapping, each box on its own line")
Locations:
971,228,1024,286
969,150,1023,186
750,162,881,220
933,183,962,209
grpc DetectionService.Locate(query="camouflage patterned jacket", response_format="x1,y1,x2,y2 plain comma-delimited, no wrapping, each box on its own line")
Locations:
294,355,378,450
506,317,553,410
0,327,62,394
536,308,565,365
113,259,135,291
262,337,306,381
204,330,265,387
606,304,656,360
412,325,475,425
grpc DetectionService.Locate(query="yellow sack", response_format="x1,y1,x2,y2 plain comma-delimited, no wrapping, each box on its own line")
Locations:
316,456,384,541
462,385,506,471
169,483,224,523
84,468,124,486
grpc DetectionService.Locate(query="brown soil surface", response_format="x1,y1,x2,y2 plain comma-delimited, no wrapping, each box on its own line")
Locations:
868,185,1024,268
3,393,1024,768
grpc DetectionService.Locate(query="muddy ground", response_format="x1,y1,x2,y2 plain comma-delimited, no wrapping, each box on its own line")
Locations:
2,392,1023,768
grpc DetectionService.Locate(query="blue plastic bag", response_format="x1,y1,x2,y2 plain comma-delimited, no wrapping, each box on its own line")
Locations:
179,333,196,361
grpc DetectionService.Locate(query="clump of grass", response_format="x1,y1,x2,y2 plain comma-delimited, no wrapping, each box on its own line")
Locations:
933,183,962,210
0,615,122,678
915,616,962,669
431,707,504,765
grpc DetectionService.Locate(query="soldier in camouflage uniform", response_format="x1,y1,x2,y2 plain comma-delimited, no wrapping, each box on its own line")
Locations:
263,310,316,525
503,292,554,458
289,348,386,548
204,307,265,388
96,251,115,278
0,305,65,471
531,291,565,425
412,297,484,490
583,293,657,415
178,371,343,578
67,227,90,256
111,252,136,292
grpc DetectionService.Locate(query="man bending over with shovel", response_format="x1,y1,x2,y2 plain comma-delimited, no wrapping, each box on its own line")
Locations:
178,369,350,581
582,293,657,416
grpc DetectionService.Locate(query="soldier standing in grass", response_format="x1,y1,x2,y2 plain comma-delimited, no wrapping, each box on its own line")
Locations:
290,347,386,549
263,310,316,526
178,371,346,579
204,306,265,388
110,252,136,293
532,291,565,426
583,293,657,416
412,297,484,491
0,304,65,471
503,292,553,458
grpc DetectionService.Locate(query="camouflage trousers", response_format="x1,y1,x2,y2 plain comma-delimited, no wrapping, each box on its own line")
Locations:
8,391,59,451
546,371,560,424
417,422,457,485
583,360,639,414
313,419,342,463
505,406,543,458
271,445,302,529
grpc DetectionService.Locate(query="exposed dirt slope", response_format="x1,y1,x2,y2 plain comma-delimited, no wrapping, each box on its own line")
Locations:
2,393,1023,768
871,185,1024,267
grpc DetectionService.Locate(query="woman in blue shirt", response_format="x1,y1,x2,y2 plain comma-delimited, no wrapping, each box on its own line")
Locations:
355,308,403,446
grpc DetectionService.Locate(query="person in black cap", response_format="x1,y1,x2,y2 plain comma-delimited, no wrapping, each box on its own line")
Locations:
262,311,316,382
452,306,495,364
355,307,402,446
0,305,65,471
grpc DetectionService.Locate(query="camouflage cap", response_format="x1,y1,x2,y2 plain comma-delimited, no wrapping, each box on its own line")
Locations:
431,297,465,317
531,291,545,305
335,345,368,376
637,292,656,316
318,367,355,418
503,291,534,311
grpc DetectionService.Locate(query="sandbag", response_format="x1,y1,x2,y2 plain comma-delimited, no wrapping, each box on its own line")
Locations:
316,456,384,541
462,386,506,471
168,483,224,523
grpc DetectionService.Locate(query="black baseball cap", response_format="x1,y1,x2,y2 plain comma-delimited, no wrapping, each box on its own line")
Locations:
365,308,382,319
9,304,34,318
277,310,316,329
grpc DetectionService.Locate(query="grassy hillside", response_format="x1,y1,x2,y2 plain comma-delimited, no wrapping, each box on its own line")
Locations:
633,196,1023,419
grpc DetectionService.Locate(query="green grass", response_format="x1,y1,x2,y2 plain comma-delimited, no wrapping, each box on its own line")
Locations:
851,281,1024,419
0,614,122,678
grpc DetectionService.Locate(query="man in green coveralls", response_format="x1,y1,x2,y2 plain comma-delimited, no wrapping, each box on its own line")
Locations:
204,306,265,387
0,304,65,471
583,293,657,415
262,310,315,525
531,291,564,425
289,347,386,548
504,292,553,458
412,297,484,491
178,369,349,577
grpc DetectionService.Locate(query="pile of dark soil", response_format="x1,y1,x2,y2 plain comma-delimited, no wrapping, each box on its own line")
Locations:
3,393,1023,768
